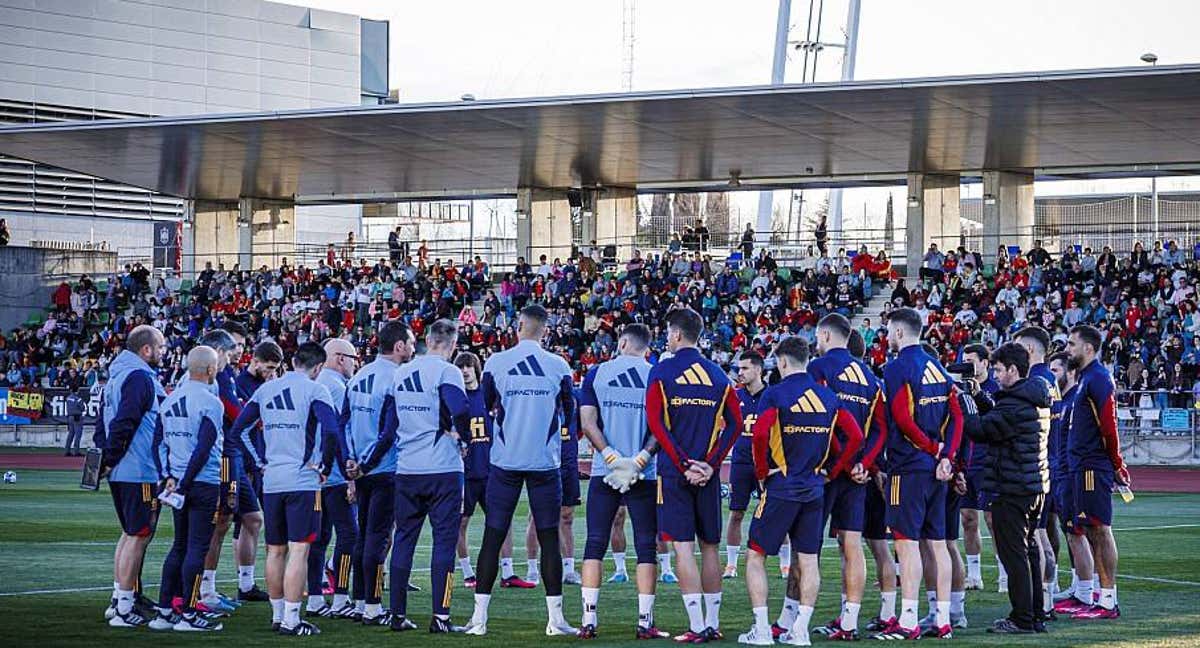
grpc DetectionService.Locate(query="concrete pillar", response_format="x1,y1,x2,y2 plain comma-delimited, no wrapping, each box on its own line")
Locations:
516,188,573,266
981,171,1034,268
905,173,961,274
589,187,637,262
191,198,295,274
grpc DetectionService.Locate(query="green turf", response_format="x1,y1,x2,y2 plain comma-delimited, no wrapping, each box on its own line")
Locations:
0,469,1198,647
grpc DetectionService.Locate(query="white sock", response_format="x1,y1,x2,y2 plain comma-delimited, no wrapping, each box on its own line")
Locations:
1042,584,1053,612
840,593,847,609
283,601,300,628
778,596,800,628
753,606,770,634
460,557,475,579
332,593,349,608
307,594,325,611
1068,568,1079,592
950,591,965,617
966,554,981,581
270,598,285,623
613,552,628,575
703,592,722,629
200,570,216,598
794,604,814,637
842,601,861,632
237,565,254,592
683,593,704,633
547,594,566,624
527,559,540,581
472,593,491,623
935,601,949,628
116,588,134,615
563,557,576,574
500,557,514,579
926,591,937,616
658,552,673,575
880,591,897,620
1092,575,1100,595
581,587,599,626
996,555,1008,582
726,545,740,569
638,593,655,627
111,581,121,601
899,598,919,629
364,602,381,618
1099,588,1117,610
779,545,792,570
1076,577,1093,604
354,600,365,612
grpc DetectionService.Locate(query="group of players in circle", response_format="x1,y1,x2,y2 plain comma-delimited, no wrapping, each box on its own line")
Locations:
95,302,1126,643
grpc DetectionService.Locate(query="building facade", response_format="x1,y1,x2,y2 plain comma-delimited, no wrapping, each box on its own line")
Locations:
0,0,388,269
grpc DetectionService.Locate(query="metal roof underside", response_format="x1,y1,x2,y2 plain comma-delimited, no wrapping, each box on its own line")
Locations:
2,65,1200,204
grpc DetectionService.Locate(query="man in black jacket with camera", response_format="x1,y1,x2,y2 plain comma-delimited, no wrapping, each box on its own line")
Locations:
966,343,1051,634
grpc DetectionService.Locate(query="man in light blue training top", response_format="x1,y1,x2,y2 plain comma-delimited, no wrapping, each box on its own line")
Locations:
98,324,167,628
465,304,577,637
576,323,666,640
343,321,415,624
358,319,472,633
231,342,345,636
150,345,226,632
306,337,361,619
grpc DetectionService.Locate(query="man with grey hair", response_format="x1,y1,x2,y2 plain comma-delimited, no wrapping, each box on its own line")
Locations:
306,337,361,618
150,345,225,631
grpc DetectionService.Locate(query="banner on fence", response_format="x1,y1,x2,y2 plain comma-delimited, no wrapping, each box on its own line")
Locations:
1161,408,1191,431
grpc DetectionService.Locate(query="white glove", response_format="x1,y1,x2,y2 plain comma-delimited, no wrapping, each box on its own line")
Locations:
603,470,627,492
610,458,639,492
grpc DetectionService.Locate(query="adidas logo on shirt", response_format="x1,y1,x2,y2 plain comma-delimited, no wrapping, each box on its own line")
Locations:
921,362,947,385
508,355,546,377
264,388,296,411
837,363,870,386
607,367,646,389
674,363,713,386
788,389,827,414
396,371,424,393
351,374,375,394
164,397,188,418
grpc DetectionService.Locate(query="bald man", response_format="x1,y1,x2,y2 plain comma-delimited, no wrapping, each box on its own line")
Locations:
306,338,362,618
101,324,167,627
150,346,225,631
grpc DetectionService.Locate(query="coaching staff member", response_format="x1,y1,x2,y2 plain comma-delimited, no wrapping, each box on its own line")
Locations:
966,342,1051,635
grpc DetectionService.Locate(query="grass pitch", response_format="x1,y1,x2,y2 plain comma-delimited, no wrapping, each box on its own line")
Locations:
0,467,1198,647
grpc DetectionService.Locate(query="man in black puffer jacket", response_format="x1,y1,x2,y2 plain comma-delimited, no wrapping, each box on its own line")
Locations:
967,342,1051,635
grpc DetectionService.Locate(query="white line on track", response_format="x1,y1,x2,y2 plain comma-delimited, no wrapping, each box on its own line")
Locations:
2,522,1196,596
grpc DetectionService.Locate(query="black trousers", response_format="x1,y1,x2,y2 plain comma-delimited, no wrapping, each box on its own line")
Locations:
991,493,1044,629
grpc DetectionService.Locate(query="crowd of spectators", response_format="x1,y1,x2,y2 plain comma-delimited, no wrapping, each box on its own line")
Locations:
7,232,1200,418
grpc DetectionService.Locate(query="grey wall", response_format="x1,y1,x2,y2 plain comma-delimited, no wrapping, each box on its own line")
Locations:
0,0,362,115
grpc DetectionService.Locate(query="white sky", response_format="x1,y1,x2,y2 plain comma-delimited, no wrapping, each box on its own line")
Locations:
290,0,1200,232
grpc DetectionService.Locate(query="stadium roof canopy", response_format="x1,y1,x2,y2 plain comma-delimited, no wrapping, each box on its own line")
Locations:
3,65,1200,204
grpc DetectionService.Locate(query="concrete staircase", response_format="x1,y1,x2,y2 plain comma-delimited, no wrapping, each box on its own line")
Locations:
858,276,903,325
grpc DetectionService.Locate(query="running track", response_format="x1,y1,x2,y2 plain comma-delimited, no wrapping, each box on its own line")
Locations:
2,453,1198,494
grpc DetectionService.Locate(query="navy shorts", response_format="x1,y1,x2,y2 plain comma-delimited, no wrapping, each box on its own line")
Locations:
1072,469,1113,528
885,472,947,541
961,470,993,511
728,462,760,512
584,476,657,563
657,473,722,544
863,478,889,540
109,481,160,537
561,463,581,507
485,467,562,531
944,484,962,541
823,476,866,536
263,490,322,545
1052,479,1077,535
463,478,488,517
749,493,824,555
